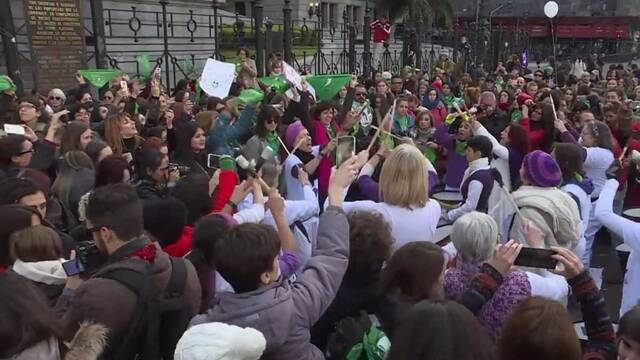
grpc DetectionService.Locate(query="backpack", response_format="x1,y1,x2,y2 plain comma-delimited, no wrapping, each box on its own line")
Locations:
97,257,188,360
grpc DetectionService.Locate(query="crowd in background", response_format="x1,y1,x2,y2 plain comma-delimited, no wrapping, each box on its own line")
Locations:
0,49,640,360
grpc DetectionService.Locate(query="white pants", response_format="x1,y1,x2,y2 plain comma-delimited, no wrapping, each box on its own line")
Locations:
582,202,601,268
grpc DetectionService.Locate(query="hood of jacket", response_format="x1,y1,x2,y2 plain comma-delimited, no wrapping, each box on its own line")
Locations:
563,176,595,196
189,280,294,355
11,259,67,285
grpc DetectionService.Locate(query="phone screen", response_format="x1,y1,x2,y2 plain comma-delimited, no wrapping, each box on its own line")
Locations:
62,259,83,277
4,124,25,135
514,247,558,269
207,154,235,170
335,136,355,168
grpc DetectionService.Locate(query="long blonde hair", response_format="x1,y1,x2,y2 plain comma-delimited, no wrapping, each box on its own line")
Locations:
379,144,429,209
104,113,130,155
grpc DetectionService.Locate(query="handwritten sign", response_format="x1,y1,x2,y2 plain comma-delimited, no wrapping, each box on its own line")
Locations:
24,0,87,92
200,58,235,98
283,61,303,90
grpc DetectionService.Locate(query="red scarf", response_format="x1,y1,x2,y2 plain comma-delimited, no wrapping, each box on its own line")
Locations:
125,243,157,263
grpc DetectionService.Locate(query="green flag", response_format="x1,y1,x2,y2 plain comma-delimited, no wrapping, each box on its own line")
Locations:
77,69,122,88
304,74,351,102
136,54,152,79
0,75,16,92
237,89,264,105
183,58,196,79
195,80,203,104
259,76,290,93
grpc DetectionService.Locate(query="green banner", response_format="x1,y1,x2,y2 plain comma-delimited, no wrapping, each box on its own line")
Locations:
237,89,264,105
304,74,351,102
136,54,152,79
259,76,290,93
77,69,122,88
0,75,16,92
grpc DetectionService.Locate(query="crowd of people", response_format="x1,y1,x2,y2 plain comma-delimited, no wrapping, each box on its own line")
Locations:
0,50,640,360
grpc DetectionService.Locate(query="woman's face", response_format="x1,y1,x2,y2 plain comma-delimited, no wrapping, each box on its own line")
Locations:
103,91,114,105
396,101,409,117
265,115,278,132
79,129,93,150
320,109,333,125
607,79,618,89
580,128,596,147
150,155,169,184
191,127,206,151
376,81,388,94
375,97,383,109
635,87,640,99
564,90,573,102
418,116,432,130
457,122,472,140
295,129,312,152
428,90,437,102
419,84,428,96
499,92,509,104
530,107,542,121
18,102,39,123
500,125,510,145
14,140,34,167
272,63,282,74
338,86,347,99
239,50,248,60
618,333,640,360
97,146,113,163
119,116,138,138
75,107,90,124
604,111,618,129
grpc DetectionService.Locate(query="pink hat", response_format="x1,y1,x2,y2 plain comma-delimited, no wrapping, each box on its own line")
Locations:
285,120,306,148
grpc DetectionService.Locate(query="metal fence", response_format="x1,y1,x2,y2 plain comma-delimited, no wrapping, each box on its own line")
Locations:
1,0,453,92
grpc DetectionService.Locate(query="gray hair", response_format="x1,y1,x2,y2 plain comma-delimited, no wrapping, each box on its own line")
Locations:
480,91,496,102
450,212,498,264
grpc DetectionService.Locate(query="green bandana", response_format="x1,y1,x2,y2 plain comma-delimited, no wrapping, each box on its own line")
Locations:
326,123,336,140
0,75,16,92
424,147,437,163
265,131,280,153
455,140,467,156
77,69,122,88
511,110,522,123
345,325,390,360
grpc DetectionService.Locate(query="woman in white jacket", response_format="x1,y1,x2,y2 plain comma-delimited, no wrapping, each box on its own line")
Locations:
595,179,639,317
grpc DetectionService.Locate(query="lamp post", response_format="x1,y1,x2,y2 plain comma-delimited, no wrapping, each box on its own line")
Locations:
363,0,371,78
544,1,559,85
212,0,225,59
488,1,512,69
283,0,292,63
308,2,322,74
254,0,265,76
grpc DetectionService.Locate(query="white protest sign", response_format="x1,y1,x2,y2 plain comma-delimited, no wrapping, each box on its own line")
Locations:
200,58,235,98
283,61,303,90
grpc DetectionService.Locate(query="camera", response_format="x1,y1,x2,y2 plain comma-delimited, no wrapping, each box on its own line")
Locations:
476,103,488,113
168,163,191,174
75,241,107,275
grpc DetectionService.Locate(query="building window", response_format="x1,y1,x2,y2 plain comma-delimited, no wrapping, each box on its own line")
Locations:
329,3,337,28
235,1,246,15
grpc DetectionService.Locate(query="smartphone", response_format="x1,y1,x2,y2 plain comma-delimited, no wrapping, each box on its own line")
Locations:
62,259,84,277
514,247,558,269
4,124,25,135
207,154,235,170
120,80,130,97
153,67,162,80
335,136,356,168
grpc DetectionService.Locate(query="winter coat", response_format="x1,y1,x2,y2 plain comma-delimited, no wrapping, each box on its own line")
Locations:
11,259,67,305
55,239,202,348
189,207,349,360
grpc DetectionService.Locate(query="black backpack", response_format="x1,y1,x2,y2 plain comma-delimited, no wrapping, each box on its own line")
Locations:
98,257,188,360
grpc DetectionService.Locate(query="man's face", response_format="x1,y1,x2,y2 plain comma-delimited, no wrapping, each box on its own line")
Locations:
465,146,481,163
48,94,63,108
580,112,596,128
516,77,525,88
481,97,497,115
581,73,591,83
20,191,47,219
355,87,367,104
391,78,403,93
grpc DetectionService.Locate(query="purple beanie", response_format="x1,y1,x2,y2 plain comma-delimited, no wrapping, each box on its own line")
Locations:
522,150,562,187
285,120,306,148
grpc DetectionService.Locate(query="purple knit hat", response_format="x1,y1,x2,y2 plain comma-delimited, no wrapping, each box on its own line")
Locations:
522,150,562,187
285,120,306,148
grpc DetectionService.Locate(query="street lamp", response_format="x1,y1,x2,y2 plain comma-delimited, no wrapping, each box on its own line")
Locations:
212,0,225,59
488,1,512,68
308,2,322,74
544,1,559,84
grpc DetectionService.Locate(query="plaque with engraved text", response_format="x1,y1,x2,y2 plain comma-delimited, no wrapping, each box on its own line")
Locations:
24,0,87,92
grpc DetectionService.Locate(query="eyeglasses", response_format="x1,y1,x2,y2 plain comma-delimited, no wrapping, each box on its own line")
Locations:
49,96,61,101
532,111,542,115
86,225,105,233
18,149,35,156
355,93,366,97
19,104,36,110
104,96,114,100
266,117,278,124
